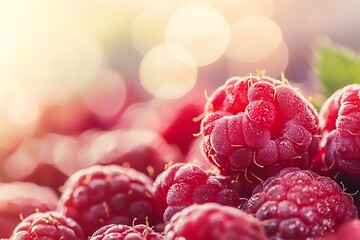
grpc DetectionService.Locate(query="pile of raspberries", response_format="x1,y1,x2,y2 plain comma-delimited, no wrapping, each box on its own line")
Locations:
4,75,360,240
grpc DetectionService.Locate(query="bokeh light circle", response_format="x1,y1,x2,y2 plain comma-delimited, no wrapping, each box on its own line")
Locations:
8,91,40,126
140,43,197,99
225,15,282,63
204,0,274,23
165,2,230,66
132,2,178,55
228,41,289,78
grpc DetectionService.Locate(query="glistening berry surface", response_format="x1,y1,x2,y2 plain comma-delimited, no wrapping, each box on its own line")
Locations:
164,202,267,240
57,165,159,237
318,84,360,175
243,168,357,239
315,219,360,240
200,76,320,185
153,163,244,222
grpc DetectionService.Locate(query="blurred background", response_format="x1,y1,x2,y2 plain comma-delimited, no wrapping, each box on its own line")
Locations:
1,0,360,186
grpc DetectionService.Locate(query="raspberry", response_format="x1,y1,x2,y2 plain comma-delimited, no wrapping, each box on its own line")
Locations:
161,103,203,155
200,76,320,185
153,163,244,222
97,143,176,180
9,211,83,240
1,135,69,194
90,224,164,240
0,182,58,238
243,168,357,239
315,219,360,240
57,165,159,237
318,84,360,175
88,129,181,180
164,203,267,240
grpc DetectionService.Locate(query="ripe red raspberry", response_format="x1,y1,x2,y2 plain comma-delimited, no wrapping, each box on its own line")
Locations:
200,76,320,185
0,182,58,238
57,165,159,237
90,224,164,240
317,84,360,175
164,203,267,240
243,168,357,239
160,103,203,155
9,211,83,240
153,163,245,222
315,219,360,240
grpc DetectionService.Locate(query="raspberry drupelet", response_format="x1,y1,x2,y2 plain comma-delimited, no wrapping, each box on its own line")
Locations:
317,84,360,175
90,224,164,240
9,211,84,240
164,202,268,240
0,182,58,238
57,165,159,238
153,162,245,222
315,219,360,240
200,75,320,185
242,167,357,239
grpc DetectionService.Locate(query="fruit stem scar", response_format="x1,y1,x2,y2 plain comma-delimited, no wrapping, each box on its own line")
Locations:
256,68,266,78
132,217,138,227
281,72,289,84
164,162,173,171
83,174,92,185
102,201,110,218
249,170,264,185
340,181,347,192
244,168,253,184
193,112,206,122
193,132,201,137
253,153,264,168
145,216,150,228
346,190,359,196
231,144,244,148
347,129,359,136
204,90,214,112
247,76,253,89
146,165,155,178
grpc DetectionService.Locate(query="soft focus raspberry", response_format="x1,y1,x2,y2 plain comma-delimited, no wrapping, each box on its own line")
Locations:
200,76,320,185
90,224,164,240
0,182,58,238
160,103,203,155
317,84,360,175
57,165,159,237
243,168,357,239
0,135,70,195
315,219,360,240
88,129,182,180
9,211,84,240
164,203,267,240
153,163,244,222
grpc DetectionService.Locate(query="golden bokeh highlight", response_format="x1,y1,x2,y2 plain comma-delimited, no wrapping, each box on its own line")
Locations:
225,15,282,63
132,2,178,55
140,43,197,99
8,92,40,126
228,42,289,79
0,3,105,102
165,2,230,66
204,0,274,23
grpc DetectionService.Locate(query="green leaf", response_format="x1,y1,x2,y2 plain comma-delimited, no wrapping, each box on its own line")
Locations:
316,43,360,97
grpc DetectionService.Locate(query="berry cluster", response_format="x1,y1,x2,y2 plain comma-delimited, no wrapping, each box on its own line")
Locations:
3,75,360,240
